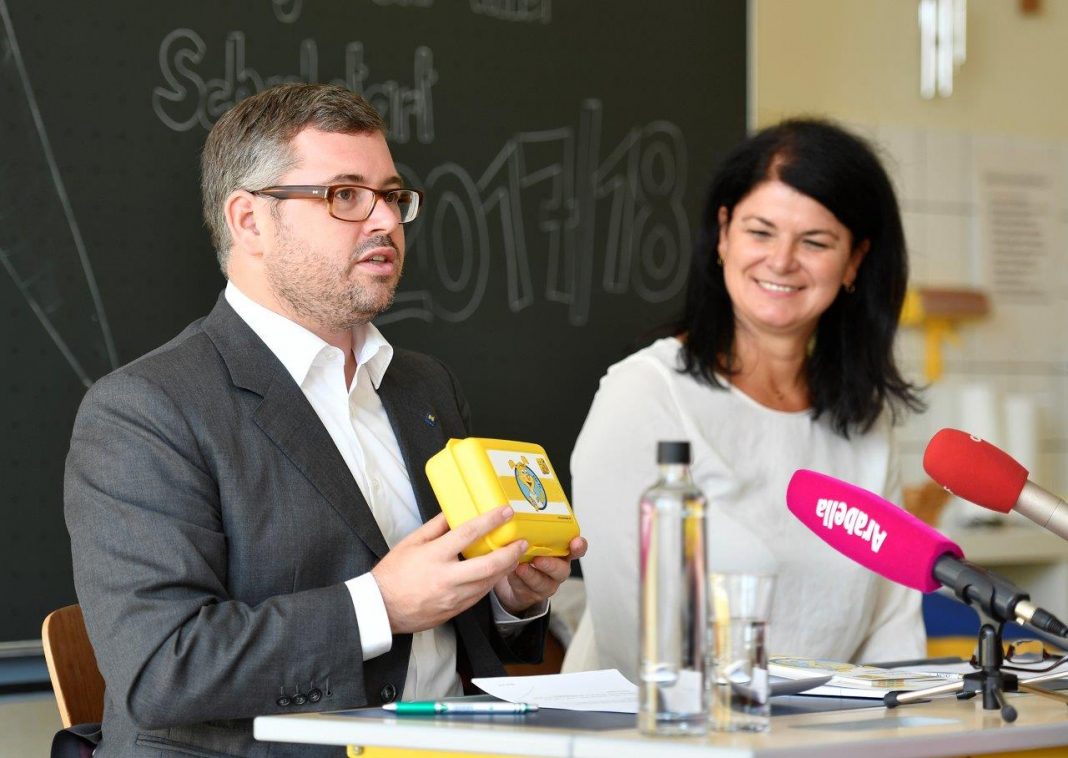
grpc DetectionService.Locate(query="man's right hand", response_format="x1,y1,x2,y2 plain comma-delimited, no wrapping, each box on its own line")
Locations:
371,506,527,634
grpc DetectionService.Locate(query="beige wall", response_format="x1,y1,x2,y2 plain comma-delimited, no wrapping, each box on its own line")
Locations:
753,0,1068,138
754,0,1068,516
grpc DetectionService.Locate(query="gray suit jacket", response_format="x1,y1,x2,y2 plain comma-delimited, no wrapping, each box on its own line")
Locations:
65,294,543,757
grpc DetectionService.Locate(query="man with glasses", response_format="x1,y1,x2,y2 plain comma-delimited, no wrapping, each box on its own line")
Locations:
65,83,586,757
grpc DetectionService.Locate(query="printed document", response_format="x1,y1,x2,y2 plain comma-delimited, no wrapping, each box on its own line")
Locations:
472,669,638,713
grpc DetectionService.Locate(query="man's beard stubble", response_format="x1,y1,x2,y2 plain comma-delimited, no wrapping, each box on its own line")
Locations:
265,229,402,333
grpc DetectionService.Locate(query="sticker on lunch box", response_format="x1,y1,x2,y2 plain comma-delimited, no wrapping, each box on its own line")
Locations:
485,449,571,516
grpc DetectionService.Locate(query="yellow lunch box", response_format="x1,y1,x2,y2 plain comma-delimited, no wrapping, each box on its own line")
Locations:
426,438,581,562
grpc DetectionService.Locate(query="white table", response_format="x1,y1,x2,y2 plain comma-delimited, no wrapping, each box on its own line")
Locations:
254,690,1068,757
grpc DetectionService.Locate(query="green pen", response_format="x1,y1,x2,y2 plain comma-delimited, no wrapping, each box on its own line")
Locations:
383,701,539,715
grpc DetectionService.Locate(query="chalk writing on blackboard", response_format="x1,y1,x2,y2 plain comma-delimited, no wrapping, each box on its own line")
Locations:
271,1,545,24
470,0,550,23
151,28,689,328
271,0,302,24
0,0,117,387
153,30,436,143
383,100,689,327
374,0,434,7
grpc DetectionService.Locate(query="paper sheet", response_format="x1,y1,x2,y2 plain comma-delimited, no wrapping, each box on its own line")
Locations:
471,669,638,713
906,659,1068,678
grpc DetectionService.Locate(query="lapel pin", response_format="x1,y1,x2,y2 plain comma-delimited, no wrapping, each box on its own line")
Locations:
424,412,437,427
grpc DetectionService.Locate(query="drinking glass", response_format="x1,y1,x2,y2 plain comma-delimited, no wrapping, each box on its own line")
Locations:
708,572,775,732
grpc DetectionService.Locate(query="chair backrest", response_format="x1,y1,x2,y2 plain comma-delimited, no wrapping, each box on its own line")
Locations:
42,604,105,728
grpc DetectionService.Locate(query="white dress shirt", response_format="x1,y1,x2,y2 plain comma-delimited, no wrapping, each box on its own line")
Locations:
225,282,541,700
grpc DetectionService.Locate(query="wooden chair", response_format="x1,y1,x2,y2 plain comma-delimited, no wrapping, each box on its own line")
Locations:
41,604,105,728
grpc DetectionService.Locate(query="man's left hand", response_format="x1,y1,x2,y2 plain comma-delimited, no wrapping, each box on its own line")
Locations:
493,536,588,616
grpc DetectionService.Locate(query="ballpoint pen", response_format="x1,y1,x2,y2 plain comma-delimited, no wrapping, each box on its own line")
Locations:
383,701,539,715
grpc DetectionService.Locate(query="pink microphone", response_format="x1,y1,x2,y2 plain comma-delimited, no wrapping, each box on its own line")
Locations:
786,469,1068,637
786,469,961,593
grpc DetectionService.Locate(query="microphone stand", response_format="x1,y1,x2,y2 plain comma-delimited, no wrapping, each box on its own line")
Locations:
886,554,1068,720
885,621,1068,722
956,623,1017,720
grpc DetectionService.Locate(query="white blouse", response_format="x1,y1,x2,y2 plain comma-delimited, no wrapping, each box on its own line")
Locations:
568,337,924,682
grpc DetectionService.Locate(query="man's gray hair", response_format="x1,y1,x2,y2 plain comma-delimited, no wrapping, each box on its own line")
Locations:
200,83,386,273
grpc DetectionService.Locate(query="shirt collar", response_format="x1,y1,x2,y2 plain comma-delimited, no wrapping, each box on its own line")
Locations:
225,281,394,390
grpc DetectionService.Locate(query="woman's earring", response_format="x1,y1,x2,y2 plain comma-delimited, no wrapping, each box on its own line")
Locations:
717,255,724,267
844,281,856,294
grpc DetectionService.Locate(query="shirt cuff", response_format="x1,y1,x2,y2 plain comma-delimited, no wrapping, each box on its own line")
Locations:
345,572,393,660
490,591,549,635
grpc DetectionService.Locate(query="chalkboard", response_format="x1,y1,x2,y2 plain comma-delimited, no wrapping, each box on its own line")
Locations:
0,0,746,643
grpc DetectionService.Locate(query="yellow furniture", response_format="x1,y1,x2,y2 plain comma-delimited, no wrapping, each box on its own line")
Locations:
900,287,990,381
427,438,581,562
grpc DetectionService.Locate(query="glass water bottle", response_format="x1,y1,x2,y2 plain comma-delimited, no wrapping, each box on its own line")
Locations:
638,440,708,735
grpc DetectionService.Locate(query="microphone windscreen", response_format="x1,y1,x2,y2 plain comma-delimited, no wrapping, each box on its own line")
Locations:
786,469,962,593
923,428,1029,514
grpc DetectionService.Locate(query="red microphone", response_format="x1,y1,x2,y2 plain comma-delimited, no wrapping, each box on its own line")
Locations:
786,469,1068,637
924,428,1068,540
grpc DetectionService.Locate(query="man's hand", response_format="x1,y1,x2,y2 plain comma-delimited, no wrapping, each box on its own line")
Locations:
372,506,527,634
493,535,588,616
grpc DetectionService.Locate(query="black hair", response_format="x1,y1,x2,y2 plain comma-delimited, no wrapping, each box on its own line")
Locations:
678,118,923,436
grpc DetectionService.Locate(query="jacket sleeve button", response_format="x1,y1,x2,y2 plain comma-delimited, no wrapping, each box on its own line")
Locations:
308,688,323,703
276,696,292,707
379,684,397,703
292,694,307,706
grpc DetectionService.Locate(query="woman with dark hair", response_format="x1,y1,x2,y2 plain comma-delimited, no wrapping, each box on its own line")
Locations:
564,119,925,680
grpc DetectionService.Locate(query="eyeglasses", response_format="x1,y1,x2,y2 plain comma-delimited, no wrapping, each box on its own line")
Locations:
970,638,1068,673
251,184,424,224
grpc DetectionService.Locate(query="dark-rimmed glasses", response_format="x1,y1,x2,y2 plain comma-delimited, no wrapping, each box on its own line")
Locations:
251,184,424,224
971,638,1068,673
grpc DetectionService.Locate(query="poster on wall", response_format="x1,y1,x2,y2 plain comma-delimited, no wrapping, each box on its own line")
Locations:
974,140,1063,303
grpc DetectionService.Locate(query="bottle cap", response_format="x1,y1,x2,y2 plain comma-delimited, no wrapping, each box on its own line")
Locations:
656,441,691,464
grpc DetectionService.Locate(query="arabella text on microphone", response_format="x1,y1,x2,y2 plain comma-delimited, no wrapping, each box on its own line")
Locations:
814,498,888,553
